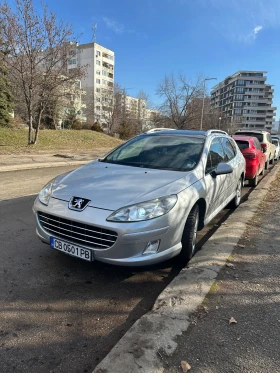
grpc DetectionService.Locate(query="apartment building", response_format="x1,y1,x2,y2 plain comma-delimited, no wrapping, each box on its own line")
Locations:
67,42,115,123
210,71,277,131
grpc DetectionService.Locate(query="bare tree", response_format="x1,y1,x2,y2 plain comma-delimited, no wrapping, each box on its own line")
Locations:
156,74,204,129
0,0,86,144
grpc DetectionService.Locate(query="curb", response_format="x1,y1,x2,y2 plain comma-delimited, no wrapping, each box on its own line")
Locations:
92,164,280,373
0,160,89,172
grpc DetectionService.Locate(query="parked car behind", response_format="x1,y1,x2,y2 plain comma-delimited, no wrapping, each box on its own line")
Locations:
235,129,276,169
232,135,266,186
33,129,245,267
272,138,280,160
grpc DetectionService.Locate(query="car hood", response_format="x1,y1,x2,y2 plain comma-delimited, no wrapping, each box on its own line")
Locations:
51,161,201,211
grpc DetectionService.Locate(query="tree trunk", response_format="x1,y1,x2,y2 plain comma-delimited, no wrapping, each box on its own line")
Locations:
28,112,33,144
33,110,43,144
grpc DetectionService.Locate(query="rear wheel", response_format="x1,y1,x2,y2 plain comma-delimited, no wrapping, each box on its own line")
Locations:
176,204,199,266
265,160,269,170
228,177,242,209
249,171,259,187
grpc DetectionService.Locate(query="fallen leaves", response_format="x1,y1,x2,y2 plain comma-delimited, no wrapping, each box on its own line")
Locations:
181,361,191,372
229,317,237,324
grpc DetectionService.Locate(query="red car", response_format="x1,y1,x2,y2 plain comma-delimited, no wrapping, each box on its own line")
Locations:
232,135,266,187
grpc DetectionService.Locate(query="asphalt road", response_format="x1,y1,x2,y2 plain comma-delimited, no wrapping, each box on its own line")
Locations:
0,164,275,373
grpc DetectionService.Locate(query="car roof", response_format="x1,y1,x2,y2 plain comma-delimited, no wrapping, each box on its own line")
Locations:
144,130,207,137
235,129,268,134
143,129,229,138
232,135,256,142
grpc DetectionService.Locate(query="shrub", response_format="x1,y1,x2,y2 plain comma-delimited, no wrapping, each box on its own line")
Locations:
91,122,104,133
72,119,82,130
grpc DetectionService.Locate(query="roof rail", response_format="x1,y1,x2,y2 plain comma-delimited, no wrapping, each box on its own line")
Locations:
206,129,228,135
144,128,176,133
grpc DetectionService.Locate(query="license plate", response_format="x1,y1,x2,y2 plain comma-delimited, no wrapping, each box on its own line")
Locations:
50,237,93,262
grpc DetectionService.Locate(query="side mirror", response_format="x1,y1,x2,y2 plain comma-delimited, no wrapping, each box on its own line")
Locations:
211,162,233,178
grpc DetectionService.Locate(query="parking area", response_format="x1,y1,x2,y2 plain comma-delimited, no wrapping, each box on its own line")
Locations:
0,162,276,373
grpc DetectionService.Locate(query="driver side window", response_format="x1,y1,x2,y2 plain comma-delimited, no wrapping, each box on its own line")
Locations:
206,138,225,174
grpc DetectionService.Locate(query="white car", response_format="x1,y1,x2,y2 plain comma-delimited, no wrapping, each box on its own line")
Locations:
33,129,246,267
272,138,280,160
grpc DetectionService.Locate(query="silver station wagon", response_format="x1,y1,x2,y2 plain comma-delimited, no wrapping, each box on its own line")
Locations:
33,129,245,266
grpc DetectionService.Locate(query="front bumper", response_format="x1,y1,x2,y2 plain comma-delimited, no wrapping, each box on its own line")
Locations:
33,197,184,266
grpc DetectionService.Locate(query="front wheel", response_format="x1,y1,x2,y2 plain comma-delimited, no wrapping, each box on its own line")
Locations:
228,177,242,209
176,204,199,266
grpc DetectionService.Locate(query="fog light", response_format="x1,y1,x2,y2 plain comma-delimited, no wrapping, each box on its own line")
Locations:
143,240,160,255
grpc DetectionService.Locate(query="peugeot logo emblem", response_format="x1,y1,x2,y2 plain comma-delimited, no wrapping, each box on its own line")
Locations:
69,196,91,211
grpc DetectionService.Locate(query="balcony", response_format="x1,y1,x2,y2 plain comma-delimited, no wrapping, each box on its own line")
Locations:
244,97,268,103
102,62,114,71
242,112,266,117
244,119,266,123
244,83,265,89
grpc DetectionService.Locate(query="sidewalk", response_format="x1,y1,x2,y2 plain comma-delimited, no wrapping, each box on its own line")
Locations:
0,149,110,172
93,166,280,373
163,174,280,372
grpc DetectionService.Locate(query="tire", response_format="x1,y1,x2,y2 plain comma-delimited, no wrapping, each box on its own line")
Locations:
176,204,199,266
270,155,274,165
248,172,259,187
228,177,242,209
265,160,269,170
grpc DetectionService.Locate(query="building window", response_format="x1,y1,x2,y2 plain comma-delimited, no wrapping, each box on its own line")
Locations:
102,79,107,85
96,106,100,111
96,60,101,65
234,109,242,115
235,87,244,93
68,59,76,65
96,70,100,75
237,80,245,85
96,97,101,102
234,94,243,101
102,70,109,76
235,102,243,107
96,51,101,57
96,88,100,92
96,78,100,84
69,50,75,56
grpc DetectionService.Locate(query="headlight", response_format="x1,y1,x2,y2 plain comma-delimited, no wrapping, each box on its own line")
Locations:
38,179,54,205
107,195,178,222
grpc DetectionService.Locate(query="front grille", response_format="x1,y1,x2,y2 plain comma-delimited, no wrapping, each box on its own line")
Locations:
38,212,118,249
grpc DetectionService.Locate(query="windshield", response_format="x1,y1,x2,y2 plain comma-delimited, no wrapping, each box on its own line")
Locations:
272,139,279,146
235,140,250,150
237,132,263,143
101,134,205,171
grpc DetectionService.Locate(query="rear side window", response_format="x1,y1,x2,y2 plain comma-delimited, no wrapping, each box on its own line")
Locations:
206,138,225,174
229,139,237,156
237,132,264,143
235,140,250,150
221,137,236,161
254,139,261,150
